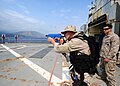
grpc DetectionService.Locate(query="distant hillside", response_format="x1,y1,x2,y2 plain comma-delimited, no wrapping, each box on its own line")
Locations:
0,32,15,37
16,31,45,38
0,31,45,38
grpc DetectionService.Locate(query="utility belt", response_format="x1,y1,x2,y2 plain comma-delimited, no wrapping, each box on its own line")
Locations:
70,52,90,65
70,52,96,74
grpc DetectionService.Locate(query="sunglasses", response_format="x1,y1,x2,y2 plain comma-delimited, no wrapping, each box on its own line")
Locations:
103,28,109,30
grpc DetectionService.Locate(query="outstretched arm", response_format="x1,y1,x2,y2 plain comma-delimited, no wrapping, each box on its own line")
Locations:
48,37,56,46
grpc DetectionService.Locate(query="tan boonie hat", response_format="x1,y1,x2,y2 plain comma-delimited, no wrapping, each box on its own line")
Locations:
61,25,77,34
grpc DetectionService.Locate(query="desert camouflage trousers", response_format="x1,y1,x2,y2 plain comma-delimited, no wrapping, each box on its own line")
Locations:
100,58,116,86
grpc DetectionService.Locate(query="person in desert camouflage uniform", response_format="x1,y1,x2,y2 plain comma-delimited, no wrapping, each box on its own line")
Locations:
48,25,91,86
100,23,119,86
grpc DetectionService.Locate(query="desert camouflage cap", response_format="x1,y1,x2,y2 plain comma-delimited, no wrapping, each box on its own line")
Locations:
61,25,77,34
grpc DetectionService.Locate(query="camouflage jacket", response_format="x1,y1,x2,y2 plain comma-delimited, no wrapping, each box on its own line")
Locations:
100,33,119,61
54,32,90,55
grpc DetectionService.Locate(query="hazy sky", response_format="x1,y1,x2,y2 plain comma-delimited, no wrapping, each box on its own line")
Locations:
0,0,92,34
